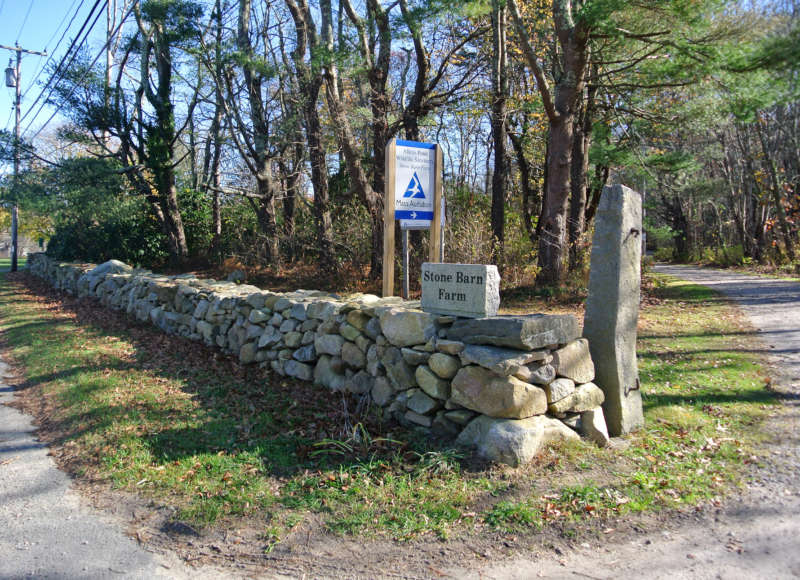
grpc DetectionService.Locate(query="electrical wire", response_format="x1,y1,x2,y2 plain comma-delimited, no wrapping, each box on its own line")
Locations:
18,0,106,131
25,0,139,142
3,108,13,132
18,0,104,128
15,0,35,43
20,0,84,103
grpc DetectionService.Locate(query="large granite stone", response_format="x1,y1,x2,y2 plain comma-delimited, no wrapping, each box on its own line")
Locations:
447,314,579,351
315,334,344,356
583,184,644,435
314,355,345,391
545,377,576,403
258,326,280,348
456,415,579,467
345,370,373,394
284,331,302,348
450,366,547,419
405,410,433,428
580,407,610,447
307,300,339,320
553,338,595,383
285,360,313,381
339,322,361,342
346,310,370,331
86,259,132,277
378,308,436,347
342,341,366,369
371,376,395,406
239,342,257,364
407,390,439,415
401,347,431,366
420,263,500,318
293,344,316,362
290,302,308,321
460,344,551,376
435,339,464,355
513,362,556,385
381,346,417,390
429,353,460,379
548,382,605,415
249,309,270,324
415,365,450,400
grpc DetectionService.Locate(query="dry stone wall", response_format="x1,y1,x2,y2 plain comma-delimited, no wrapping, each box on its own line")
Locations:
27,254,610,466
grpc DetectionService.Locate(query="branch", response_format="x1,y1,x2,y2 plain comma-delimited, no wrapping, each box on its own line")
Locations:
507,0,558,123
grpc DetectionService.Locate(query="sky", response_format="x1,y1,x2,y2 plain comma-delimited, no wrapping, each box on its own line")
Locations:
0,0,104,146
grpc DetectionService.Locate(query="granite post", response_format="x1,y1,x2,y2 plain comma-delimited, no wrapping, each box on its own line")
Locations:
582,184,644,436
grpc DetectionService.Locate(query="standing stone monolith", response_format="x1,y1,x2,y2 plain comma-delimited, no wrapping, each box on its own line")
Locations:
582,184,644,436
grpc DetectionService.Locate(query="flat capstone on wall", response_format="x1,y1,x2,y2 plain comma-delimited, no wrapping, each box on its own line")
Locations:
27,254,612,466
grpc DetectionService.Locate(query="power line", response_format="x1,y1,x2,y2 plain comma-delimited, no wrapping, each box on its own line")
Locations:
26,0,139,143
3,107,13,132
18,0,106,132
15,1,35,43
43,0,84,53
20,0,85,103
18,0,104,128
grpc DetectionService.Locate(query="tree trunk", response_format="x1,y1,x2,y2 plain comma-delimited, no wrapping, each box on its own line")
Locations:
538,116,573,283
320,0,383,278
285,0,336,273
146,21,188,261
490,0,507,264
208,0,224,256
508,0,588,285
237,0,280,267
568,66,596,271
281,153,300,262
756,116,795,261
509,130,541,248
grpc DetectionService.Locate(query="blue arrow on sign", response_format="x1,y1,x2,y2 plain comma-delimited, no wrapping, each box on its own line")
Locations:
402,172,426,199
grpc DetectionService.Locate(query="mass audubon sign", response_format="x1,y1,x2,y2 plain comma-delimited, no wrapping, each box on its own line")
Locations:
393,140,436,222
421,262,500,318
382,139,443,297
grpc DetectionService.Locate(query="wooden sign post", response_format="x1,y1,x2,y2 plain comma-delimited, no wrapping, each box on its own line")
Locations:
383,139,443,297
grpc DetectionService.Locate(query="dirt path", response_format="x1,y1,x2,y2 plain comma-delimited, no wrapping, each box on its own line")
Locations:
441,264,800,579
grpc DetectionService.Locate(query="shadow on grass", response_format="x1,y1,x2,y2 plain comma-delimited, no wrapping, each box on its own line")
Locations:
642,389,779,411
2,273,449,481
649,283,724,303
13,363,139,393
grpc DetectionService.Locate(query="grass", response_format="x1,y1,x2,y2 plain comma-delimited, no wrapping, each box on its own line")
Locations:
0,271,781,547
0,257,27,270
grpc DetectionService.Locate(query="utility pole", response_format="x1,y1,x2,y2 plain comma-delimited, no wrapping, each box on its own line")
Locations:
2,43,47,272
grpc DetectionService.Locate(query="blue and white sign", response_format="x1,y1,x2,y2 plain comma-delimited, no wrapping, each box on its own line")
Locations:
394,140,435,221
401,195,445,230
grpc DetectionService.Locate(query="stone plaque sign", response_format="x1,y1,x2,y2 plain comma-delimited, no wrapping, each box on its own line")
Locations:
421,263,500,318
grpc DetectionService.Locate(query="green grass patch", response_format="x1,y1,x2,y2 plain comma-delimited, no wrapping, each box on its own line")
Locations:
0,272,780,546
0,257,27,270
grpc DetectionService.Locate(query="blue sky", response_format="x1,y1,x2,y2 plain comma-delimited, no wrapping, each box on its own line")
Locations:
0,0,102,144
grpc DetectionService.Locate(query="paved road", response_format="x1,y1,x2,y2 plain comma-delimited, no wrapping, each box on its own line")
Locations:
448,264,800,579
0,357,198,579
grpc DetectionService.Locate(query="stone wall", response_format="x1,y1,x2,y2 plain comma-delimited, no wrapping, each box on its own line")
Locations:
27,254,611,466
